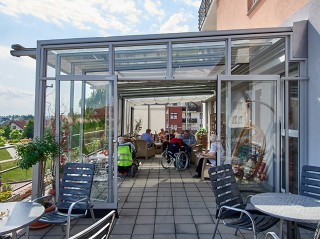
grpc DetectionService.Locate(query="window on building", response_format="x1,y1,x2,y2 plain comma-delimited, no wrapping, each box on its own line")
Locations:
170,113,178,119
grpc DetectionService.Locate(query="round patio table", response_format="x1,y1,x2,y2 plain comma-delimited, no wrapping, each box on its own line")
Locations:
250,193,320,239
0,202,45,239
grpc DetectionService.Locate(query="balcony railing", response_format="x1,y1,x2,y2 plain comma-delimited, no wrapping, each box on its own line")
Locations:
198,0,213,31
182,118,198,123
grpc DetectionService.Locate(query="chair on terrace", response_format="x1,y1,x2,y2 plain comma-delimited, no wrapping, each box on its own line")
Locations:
296,165,320,235
33,162,96,238
209,164,279,239
69,210,116,239
134,139,155,160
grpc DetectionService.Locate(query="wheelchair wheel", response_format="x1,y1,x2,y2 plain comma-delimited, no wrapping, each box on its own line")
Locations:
176,151,189,171
161,149,173,169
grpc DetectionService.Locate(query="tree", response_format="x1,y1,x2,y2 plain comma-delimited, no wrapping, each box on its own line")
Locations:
3,125,11,139
10,129,23,140
23,118,34,139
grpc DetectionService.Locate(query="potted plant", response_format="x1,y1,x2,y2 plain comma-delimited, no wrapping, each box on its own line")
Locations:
15,131,60,197
195,128,208,148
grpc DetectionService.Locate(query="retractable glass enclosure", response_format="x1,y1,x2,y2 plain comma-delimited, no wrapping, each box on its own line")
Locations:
29,26,307,210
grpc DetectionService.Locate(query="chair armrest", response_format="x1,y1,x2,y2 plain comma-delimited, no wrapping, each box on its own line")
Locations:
68,197,91,215
32,194,54,203
218,205,256,232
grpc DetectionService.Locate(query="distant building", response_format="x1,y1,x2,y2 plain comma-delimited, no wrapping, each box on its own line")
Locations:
10,120,27,131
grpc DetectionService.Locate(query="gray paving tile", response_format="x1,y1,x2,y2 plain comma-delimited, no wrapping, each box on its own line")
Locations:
155,215,175,224
176,234,199,239
154,234,176,239
193,215,214,224
157,202,173,208
174,208,192,215
131,235,153,239
115,215,136,224
196,223,215,234
173,201,190,208
191,208,210,216
132,224,155,234
175,215,194,223
111,224,134,234
189,201,207,208
122,202,140,208
135,215,155,224
140,202,157,208
175,223,197,234
156,208,174,215
109,235,131,239
155,223,175,234
138,208,156,216
119,208,139,216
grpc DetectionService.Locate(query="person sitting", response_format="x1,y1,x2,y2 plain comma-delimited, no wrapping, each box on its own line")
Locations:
118,137,136,175
181,129,197,155
192,134,225,178
140,128,154,148
162,129,176,152
158,128,166,142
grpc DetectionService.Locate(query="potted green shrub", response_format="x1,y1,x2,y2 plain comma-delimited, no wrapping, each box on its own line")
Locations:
195,128,208,148
15,132,60,196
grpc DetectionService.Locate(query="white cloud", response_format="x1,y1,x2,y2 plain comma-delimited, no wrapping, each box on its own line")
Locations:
143,0,165,20
184,0,201,8
159,12,190,33
0,0,141,34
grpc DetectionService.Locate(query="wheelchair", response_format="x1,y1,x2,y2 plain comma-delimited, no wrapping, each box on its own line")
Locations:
160,143,189,170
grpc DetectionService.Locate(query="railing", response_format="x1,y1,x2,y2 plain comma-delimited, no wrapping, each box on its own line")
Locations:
198,0,213,31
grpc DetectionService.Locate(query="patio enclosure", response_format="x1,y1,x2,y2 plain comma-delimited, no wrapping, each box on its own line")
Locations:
29,27,306,210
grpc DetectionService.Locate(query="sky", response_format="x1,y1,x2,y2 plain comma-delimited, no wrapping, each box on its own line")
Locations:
0,0,201,116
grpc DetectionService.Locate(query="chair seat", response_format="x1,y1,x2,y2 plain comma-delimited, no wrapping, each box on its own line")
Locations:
38,211,86,224
225,212,279,232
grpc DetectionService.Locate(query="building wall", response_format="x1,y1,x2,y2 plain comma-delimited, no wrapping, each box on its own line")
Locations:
215,0,311,30
204,0,320,166
281,0,320,166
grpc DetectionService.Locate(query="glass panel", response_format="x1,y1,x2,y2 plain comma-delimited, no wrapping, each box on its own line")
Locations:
59,80,115,203
115,45,167,79
172,41,226,78
288,81,299,194
231,38,285,75
221,80,276,191
47,48,109,76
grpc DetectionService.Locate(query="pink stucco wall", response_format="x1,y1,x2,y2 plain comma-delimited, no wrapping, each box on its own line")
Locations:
213,0,310,30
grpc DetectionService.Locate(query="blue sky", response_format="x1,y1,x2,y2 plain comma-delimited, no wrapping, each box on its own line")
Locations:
0,0,200,116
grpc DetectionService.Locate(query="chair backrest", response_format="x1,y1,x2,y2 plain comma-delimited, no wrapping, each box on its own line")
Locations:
208,164,245,218
69,210,116,239
300,165,320,200
57,162,95,210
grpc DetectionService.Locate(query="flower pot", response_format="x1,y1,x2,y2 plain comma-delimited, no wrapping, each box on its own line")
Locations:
29,202,55,230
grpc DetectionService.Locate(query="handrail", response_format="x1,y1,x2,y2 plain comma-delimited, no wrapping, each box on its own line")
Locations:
198,0,213,31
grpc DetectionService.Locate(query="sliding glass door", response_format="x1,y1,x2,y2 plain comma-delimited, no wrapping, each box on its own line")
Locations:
217,75,279,192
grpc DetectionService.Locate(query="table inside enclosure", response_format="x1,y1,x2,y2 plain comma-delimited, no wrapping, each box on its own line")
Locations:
250,193,320,239
0,202,45,239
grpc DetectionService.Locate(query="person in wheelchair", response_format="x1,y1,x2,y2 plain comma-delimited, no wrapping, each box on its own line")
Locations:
168,134,188,156
117,137,138,175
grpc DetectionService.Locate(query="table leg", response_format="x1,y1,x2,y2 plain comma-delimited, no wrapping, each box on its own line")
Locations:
11,231,17,239
287,221,297,239
279,219,283,239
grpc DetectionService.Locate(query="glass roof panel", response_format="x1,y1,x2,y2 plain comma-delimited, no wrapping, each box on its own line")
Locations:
115,44,167,79
172,41,226,78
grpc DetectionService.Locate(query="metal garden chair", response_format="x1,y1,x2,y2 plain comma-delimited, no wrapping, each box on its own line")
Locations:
33,162,96,238
208,164,279,239
296,165,320,235
265,232,280,239
69,210,116,239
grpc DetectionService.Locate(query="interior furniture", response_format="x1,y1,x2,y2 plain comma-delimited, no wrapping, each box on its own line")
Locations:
208,164,279,239
231,125,266,181
0,202,45,239
33,162,96,239
69,210,116,239
250,192,320,239
134,139,156,160
296,165,320,235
